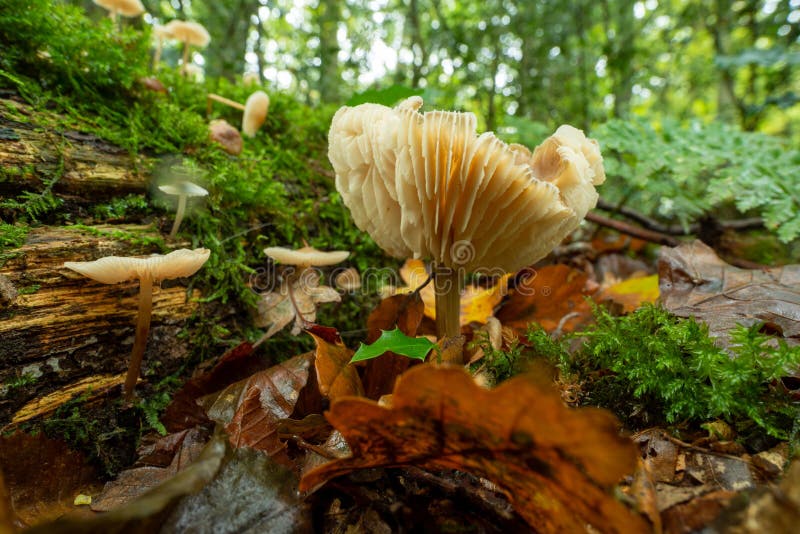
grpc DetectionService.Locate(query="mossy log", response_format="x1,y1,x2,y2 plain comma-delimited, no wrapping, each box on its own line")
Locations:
0,226,200,424
0,97,148,200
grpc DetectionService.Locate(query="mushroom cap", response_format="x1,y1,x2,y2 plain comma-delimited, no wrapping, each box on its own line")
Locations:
64,248,210,284
334,267,362,291
242,91,270,137
94,0,145,17
328,97,605,273
264,246,349,267
163,20,210,48
209,119,243,155
158,181,209,197
153,23,174,39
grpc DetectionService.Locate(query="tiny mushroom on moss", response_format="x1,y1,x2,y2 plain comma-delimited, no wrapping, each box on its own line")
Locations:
93,0,145,28
335,267,361,292
209,119,243,155
151,23,173,70
207,90,270,137
158,181,209,238
242,91,270,137
328,97,605,361
164,19,210,75
64,248,210,400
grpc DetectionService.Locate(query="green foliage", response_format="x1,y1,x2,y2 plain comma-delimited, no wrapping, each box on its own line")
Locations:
0,222,28,253
351,327,435,363
596,118,800,242
0,0,150,105
534,305,800,441
92,194,151,221
1,372,38,394
468,333,528,385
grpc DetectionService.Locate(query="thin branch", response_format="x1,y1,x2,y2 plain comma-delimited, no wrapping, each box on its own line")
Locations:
586,212,680,246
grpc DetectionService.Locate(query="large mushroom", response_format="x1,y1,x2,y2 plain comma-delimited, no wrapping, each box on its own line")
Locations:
327,97,605,359
93,0,145,29
64,248,210,400
163,20,210,75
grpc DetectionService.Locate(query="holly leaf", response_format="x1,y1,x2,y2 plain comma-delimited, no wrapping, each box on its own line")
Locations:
351,327,435,363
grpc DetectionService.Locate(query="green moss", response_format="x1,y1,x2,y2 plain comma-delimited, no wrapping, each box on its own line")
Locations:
529,304,800,443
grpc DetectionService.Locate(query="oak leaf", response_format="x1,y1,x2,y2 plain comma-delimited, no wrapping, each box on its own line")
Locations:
300,365,649,534
255,270,340,338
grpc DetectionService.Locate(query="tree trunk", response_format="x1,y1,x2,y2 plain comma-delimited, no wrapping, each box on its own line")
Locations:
317,0,342,103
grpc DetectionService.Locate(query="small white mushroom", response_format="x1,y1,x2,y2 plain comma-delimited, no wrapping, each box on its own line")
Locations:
158,181,209,238
93,0,145,29
64,248,210,400
163,20,210,75
264,246,350,272
334,267,361,292
242,91,270,137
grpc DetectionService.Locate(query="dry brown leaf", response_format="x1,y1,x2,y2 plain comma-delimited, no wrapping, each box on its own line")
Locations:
255,271,341,338
496,264,597,334
362,293,425,399
223,353,315,457
300,364,648,533
0,432,100,527
199,352,314,429
309,330,364,400
659,240,800,346
398,259,511,326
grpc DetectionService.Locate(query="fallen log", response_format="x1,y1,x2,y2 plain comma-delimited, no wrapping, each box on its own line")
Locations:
0,97,149,201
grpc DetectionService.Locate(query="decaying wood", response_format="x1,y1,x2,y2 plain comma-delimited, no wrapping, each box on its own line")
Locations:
0,225,200,423
0,97,149,200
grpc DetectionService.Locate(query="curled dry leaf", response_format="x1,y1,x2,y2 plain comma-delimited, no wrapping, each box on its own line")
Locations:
300,364,648,534
309,330,364,400
659,240,800,346
255,271,340,338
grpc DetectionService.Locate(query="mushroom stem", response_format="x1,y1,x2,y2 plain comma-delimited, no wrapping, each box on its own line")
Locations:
207,94,246,116
153,37,163,71
169,194,187,239
181,42,190,75
434,264,462,361
124,276,153,401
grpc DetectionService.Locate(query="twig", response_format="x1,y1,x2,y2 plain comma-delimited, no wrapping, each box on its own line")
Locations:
596,199,763,235
586,212,680,246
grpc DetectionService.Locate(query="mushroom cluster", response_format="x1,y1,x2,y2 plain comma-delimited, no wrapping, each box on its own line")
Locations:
328,97,605,346
93,0,145,28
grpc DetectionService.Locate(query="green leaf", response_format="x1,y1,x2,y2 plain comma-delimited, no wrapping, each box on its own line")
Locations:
350,328,435,363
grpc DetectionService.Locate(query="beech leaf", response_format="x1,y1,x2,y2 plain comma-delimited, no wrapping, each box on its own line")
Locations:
350,327,435,363
300,364,649,534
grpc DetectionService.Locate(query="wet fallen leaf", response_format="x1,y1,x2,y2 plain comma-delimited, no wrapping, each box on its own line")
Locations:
659,240,800,346
300,364,648,533
0,432,100,527
224,353,314,457
309,330,364,400
255,270,341,337
162,341,261,433
361,292,425,399
399,259,511,326
199,352,314,429
496,264,597,334
28,433,227,534
92,427,210,512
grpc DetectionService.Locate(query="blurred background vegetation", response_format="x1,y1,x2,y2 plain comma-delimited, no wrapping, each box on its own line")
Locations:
71,0,800,136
